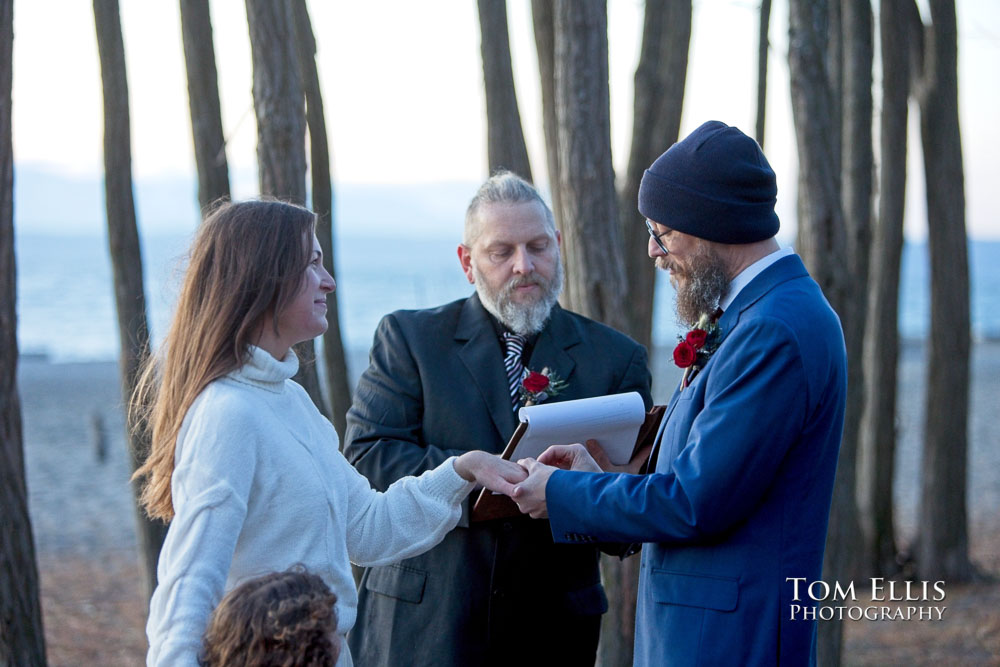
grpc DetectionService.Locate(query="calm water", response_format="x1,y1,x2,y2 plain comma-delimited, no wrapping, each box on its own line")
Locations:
13,231,1000,362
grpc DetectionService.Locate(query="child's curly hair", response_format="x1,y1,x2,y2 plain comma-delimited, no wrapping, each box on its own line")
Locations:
200,568,339,667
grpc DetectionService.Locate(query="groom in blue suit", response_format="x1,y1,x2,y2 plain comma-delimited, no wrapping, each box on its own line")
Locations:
512,121,847,665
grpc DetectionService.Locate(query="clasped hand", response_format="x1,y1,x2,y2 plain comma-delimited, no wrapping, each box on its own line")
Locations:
456,438,650,519
513,439,652,518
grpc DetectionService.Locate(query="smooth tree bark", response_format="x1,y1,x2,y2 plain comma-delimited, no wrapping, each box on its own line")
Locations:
787,0,854,663
0,2,47,661
530,0,566,294
858,0,912,578
913,0,974,583
93,0,168,604
179,0,230,211
755,0,772,147
838,0,874,578
618,0,690,349
289,0,351,441
553,0,628,335
552,3,631,663
477,0,533,181
244,0,327,417
826,0,843,187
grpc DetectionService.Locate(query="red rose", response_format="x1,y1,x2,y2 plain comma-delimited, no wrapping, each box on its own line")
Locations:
522,371,550,394
673,341,697,368
686,329,708,350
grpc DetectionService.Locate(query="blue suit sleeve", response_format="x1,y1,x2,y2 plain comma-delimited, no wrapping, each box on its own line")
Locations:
548,317,809,545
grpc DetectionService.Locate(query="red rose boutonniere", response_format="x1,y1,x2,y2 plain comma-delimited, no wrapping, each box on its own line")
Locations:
673,312,722,388
519,367,568,406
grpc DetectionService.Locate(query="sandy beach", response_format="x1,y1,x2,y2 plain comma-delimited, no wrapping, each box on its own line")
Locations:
18,342,1000,665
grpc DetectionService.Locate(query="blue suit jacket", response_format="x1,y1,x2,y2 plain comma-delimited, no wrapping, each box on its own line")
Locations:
547,255,847,666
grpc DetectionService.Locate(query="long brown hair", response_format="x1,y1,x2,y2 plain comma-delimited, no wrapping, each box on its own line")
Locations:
131,199,317,520
200,568,339,667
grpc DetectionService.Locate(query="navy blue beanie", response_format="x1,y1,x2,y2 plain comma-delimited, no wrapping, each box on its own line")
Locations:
638,120,779,244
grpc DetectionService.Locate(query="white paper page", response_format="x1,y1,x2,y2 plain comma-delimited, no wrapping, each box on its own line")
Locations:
509,392,646,465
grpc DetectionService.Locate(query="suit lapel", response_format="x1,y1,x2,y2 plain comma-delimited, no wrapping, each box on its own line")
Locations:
455,295,518,443
645,384,683,472
647,255,810,472
525,305,578,391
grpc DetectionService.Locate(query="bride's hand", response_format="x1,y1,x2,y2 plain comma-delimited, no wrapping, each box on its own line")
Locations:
453,451,528,496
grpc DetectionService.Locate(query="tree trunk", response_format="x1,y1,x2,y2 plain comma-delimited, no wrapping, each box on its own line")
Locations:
530,0,566,299
477,0,532,181
244,0,327,416
826,0,843,187
0,2,47,661
858,0,911,579
618,0,690,349
755,0,772,147
93,0,168,605
914,0,974,583
553,0,627,334
838,0,873,581
552,3,630,663
179,0,230,211
788,1,853,663
289,0,352,442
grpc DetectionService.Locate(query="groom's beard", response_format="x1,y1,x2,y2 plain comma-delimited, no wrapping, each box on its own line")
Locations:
473,261,564,335
658,245,729,327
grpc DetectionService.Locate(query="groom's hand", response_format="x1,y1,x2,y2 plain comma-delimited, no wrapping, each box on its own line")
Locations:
537,443,602,473
511,458,555,518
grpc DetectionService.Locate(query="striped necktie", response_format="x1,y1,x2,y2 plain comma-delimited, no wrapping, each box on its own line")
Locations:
502,332,527,411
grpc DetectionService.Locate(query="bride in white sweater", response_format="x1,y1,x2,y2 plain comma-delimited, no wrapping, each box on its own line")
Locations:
132,200,525,667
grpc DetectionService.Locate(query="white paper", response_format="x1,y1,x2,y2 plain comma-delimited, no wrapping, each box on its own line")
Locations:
509,392,646,465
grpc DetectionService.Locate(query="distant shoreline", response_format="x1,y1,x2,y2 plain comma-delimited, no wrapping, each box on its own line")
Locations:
16,335,1000,367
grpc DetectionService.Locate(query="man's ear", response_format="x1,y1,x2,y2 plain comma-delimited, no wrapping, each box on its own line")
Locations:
555,229,562,248
457,244,475,284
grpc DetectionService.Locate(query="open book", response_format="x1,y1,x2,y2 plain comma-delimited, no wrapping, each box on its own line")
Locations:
471,392,664,522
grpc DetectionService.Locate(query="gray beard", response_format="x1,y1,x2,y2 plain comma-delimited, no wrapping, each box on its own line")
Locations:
672,247,729,327
474,262,563,335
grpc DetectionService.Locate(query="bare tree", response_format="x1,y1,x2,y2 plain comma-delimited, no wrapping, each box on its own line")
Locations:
289,0,352,440
93,0,168,603
858,0,914,578
551,3,632,663
788,0,854,662
826,0,843,187
913,0,974,583
179,0,230,210
755,0,772,147
244,0,328,416
477,0,532,181
530,0,567,304
618,0,690,349
553,0,627,334
0,2,47,662
839,0,874,576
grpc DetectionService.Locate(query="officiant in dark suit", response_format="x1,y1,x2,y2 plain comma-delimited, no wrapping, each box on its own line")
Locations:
343,171,652,666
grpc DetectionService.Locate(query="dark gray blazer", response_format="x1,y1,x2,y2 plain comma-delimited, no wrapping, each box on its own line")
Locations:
344,294,652,667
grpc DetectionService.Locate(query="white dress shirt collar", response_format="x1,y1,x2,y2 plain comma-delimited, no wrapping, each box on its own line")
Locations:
720,246,795,313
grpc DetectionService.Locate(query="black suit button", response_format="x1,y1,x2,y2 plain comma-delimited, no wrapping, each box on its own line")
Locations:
502,522,513,532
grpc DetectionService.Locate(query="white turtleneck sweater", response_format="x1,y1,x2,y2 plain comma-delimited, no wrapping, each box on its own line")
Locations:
146,346,474,667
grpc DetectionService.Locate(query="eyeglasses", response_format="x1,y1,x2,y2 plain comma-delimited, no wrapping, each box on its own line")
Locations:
645,219,669,255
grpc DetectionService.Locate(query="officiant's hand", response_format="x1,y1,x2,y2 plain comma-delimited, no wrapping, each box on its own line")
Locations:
583,439,652,475
510,457,554,518
454,451,527,496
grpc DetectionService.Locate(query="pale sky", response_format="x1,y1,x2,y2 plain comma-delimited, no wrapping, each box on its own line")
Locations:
10,0,1000,239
